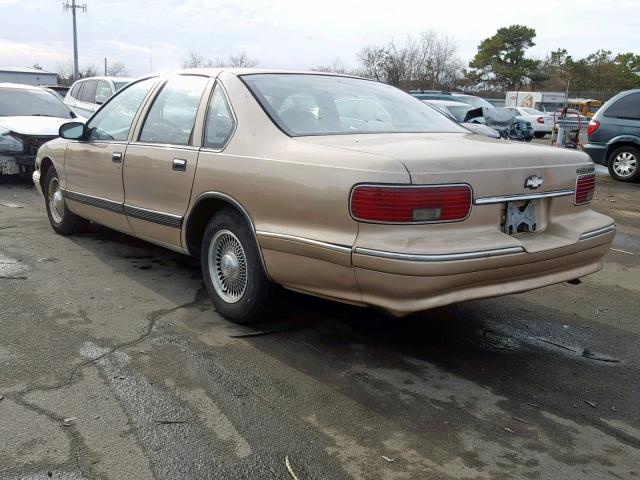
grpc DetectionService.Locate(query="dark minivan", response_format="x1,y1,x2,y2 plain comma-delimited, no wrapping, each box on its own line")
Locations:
585,89,640,182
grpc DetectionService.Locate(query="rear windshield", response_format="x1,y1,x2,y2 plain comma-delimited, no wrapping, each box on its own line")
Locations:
522,108,543,115
0,87,75,118
242,74,464,136
113,81,130,91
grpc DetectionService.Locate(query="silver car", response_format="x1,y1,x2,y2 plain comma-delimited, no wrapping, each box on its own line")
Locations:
64,76,133,117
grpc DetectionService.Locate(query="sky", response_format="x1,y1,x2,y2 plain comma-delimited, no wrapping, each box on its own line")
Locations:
0,0,638,77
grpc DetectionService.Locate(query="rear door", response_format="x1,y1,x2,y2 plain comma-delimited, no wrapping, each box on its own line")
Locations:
123,74,211,248
64,77,158,232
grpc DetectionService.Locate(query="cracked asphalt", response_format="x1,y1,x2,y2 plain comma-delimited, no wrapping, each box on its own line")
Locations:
1,171,639,480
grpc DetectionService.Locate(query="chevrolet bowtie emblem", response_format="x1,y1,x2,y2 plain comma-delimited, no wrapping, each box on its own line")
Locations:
525,175,544,189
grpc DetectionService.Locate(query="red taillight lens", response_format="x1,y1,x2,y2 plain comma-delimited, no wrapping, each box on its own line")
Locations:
587,120,600,136
350,184,472,223
537,116,544,124
575,174,596,205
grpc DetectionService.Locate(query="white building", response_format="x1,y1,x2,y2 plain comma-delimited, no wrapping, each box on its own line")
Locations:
0,67,57,86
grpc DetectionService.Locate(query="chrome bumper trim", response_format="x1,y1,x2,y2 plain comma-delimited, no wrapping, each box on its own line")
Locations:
354,246,525,262
256,231,352,254
579,224,616,241
475,189,574,205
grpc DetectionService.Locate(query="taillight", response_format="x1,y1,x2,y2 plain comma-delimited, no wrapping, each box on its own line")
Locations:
537,116,544,124
350,184,472,223
575,174,596,205
587,120,600,136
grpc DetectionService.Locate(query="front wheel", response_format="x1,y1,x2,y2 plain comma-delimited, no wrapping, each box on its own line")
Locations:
44,167,88,235
608,146,640,182
201,209,274,324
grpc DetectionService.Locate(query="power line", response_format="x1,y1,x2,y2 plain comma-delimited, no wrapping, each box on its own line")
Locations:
63,1,87,80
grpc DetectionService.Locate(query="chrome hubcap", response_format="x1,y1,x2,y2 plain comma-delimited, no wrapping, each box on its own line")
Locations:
48,177,64,224
613,152,637,177
208,230,248,303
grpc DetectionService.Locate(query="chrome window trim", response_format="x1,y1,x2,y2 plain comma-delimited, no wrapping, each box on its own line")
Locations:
579,223,615,241
474,189,574,205
354,246,525,262
256,231,352,254
199,79,238,153
348,182,474,225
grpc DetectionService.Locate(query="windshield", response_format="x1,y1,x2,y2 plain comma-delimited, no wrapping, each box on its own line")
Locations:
0,88,75,118
242,74,464,136
588,104,601,113
446,105,474,122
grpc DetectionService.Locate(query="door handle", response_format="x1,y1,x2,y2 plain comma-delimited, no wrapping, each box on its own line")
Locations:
172,158,187,172
112,152,123,163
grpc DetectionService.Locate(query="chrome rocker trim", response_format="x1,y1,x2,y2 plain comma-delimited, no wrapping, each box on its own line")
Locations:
579,224,616,241
474,190,574,205
354,246,525,262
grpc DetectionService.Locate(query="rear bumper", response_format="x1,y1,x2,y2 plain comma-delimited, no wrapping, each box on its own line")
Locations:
584,143,608,165
353,222,615,316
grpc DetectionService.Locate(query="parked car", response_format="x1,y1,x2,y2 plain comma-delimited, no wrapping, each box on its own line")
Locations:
504,107,554,138
410,90,494,109
585,89,640,182
0,83,80,176
34,69,615,324
423,100,500,138
64,76,133,117
45,85,71,98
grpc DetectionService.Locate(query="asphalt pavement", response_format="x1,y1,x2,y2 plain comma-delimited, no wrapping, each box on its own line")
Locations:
1,166,639,480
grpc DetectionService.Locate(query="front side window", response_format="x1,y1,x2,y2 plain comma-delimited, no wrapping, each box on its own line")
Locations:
139,75,208,146
79,80,97,103
0,88,75,118
204,85,235,149
242,74,464,136
87,78,157,141
605,93,640,120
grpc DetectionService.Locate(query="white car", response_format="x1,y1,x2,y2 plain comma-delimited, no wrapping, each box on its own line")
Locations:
0,83,82,176
64,76,133,118
504,107,554,138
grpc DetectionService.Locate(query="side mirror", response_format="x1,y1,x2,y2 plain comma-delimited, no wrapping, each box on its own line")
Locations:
95,94,108,105
59,122,86,140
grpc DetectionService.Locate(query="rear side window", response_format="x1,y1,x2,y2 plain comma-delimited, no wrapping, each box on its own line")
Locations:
70,82,82,99
605,93,640,120
139,75,208,146
204,85,235,149
79,80,97,103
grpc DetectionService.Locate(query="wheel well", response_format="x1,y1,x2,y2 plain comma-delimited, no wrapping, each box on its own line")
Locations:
607,142,640,162
185,196,253,257
39,157,54,191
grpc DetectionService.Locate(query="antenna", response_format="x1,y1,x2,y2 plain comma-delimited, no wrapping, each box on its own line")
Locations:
63,1,87,80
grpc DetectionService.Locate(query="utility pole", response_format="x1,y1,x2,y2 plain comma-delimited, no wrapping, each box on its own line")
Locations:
63,1,87,80
104,57,107,76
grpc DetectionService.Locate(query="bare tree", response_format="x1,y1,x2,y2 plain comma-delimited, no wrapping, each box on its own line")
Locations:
107,61,129,77
227,52,259,68
312,58,353,75
357,45,389,82
181,51,214,68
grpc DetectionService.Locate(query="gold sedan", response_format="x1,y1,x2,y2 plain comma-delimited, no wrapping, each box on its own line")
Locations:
33,69,615,324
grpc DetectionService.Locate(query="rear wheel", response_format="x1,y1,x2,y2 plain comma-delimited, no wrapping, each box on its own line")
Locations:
608,145,640,182
201,209,274,324
533,132,546,139
44,167,88,235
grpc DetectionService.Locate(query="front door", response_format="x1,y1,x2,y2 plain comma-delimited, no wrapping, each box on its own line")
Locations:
123,75,210,247
64,77,158,232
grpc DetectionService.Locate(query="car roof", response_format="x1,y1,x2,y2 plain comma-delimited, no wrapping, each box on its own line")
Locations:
137,68,370,82
74,76,136,83
0,82,49,91
424,99,472,107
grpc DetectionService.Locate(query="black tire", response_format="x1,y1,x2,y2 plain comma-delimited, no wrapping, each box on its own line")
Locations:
533,132,546,139
201,209,274,324
608,145,640,182
44,167,88,235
